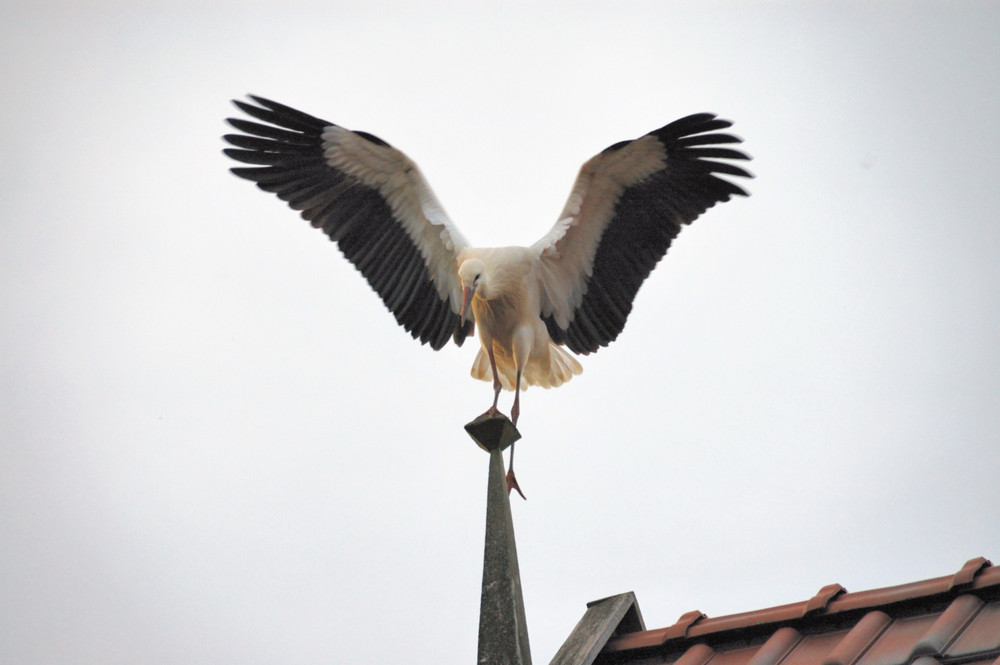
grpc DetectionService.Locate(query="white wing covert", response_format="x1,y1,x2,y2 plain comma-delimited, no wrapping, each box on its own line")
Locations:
532,114,752,354
223,96,474,350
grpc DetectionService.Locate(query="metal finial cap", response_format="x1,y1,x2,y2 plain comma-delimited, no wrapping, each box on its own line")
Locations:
464,411,521,452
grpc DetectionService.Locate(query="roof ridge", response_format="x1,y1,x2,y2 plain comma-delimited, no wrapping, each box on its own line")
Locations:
605,557,998,651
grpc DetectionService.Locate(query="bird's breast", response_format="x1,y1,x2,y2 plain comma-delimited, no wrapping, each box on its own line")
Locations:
471,291,523,344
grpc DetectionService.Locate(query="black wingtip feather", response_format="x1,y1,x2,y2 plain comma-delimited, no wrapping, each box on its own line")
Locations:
545,111,752,353
223,95,462,351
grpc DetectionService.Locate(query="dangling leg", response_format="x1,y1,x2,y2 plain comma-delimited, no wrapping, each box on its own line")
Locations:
506,367,526,499
511,368,520,427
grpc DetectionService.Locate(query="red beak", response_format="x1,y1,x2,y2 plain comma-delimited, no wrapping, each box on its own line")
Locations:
460,286,474,320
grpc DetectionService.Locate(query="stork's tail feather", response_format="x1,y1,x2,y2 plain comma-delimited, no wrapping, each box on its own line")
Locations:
471,348,503,387
527,342,582,388
471,343,582,391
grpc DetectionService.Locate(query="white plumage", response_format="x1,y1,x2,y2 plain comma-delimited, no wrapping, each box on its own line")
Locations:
224,96,752,492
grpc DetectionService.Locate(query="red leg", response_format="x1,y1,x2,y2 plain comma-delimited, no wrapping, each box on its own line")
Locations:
487,345,501,414
511,368,520,427
506,368,525,499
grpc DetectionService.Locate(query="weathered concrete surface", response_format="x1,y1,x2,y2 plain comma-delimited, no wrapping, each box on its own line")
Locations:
467,412,530,665
548,592,645,665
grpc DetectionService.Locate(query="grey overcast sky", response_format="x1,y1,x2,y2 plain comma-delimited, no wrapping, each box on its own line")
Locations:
2,1,999,663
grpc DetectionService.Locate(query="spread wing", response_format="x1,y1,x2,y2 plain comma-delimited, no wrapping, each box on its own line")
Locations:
223,95,474,350
532,114,752,354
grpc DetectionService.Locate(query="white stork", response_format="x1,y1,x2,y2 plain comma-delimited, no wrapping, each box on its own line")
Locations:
223,96,751,496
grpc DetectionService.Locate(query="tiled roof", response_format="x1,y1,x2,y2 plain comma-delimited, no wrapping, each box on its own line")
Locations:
551,557,1000,665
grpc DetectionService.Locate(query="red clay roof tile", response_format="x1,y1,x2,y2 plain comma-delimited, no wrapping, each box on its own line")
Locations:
855,614,936,665
595,557,1000,665
945,598,1000,657
911,595,983,658
673,642,715,665
951,557,991,588
806,585,848,615
826,610,892,665
778,631,848,665
746,627,801,665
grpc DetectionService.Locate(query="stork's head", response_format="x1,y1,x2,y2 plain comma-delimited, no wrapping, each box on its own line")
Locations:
458,258,488,320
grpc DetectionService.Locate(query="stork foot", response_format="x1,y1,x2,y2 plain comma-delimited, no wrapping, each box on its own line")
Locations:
483,406,518,425
506,469,526,500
